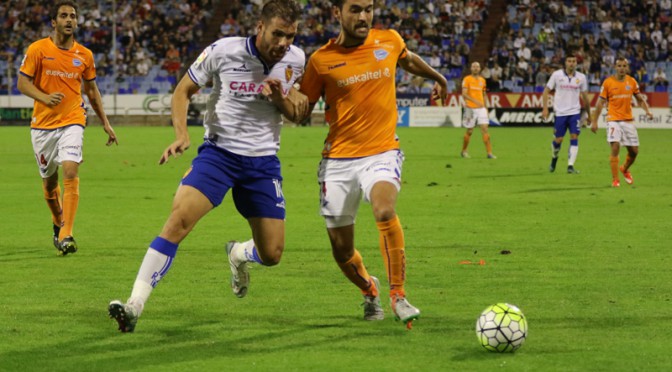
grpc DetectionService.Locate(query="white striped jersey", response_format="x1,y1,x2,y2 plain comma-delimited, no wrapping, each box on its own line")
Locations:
188,36,305,156
545,69,588,116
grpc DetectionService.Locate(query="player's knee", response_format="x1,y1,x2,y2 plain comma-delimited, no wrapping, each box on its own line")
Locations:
373,206,396,222
258,242,283,266
161,213,193,242
62,169,78,179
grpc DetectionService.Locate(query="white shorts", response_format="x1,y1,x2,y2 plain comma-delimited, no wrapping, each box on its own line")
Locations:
31,125,84,178
606,121,639,146
463,107,489,128
318,150,404,227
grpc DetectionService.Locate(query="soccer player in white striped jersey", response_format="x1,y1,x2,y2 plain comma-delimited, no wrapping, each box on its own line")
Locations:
542,54,591,173
108,0,308,333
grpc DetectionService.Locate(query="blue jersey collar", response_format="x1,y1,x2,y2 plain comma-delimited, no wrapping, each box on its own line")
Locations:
246,35,270,75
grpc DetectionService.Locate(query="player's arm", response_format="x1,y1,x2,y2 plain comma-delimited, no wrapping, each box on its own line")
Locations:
83,79,118,146
17,74,64,107
590,97,606,133
634,93,654,120
262,78,309,123
398,50,448,104
461,85,482,108
160,74,200,164
580,91,592,123
541,86,552,120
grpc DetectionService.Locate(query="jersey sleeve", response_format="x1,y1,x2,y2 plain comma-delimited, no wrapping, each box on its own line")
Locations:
188,44,221,87
299,56,324,104
632,78,641,95
599,79,609,100
82,49,96,81
388,29,408,61
19,43,40,78
546,72,556,90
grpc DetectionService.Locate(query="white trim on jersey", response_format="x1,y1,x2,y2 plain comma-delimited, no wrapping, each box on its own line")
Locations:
188,36,305,157
545,69,588,117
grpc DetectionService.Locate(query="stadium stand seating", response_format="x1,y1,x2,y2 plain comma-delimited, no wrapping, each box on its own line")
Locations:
2,0,669,99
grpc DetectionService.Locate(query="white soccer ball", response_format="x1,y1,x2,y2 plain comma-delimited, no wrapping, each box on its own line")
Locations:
476,303,528,352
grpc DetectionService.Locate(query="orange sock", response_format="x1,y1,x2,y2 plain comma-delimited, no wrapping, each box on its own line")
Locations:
483,133,492,154
609,156,619,181
43,184,63,227
376,216,406,297
337,250,377,296
59,178,80,240
462,133,471,152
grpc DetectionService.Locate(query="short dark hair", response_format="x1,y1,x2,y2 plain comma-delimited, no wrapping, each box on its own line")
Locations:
52,1,78,20
331,0,346,8
261,0,302,23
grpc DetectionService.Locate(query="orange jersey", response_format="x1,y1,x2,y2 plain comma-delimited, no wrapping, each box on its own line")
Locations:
462,75,486,108
300,29,407,158
20,37,96,129
599,75,640,122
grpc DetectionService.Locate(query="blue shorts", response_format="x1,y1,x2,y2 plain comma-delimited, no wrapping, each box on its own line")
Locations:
180,143,285,219
554,113,581,138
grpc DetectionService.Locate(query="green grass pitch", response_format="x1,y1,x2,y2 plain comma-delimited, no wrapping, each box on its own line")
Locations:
1,125,671,371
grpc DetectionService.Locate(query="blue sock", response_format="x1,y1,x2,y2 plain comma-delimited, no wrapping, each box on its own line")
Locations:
150,236,179,257
570,139,578,146
247,246,263,264
552,141,561,157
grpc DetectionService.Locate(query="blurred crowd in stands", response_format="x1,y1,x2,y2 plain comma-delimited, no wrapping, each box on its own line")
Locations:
0,0,213,94
489,0,672,93
226,0,490,95
2,0,672,96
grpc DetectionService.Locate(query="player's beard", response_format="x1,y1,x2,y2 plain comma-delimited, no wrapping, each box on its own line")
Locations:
344,22,370,43
58,24,76,37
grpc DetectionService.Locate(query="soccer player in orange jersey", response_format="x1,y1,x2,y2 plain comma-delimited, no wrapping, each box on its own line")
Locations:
461,61,496,159
299,0,448,328
18,1,118,255
591,57,653,187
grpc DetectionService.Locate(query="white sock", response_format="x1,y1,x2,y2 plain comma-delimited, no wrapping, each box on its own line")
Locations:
232,239,260,264
568,145,578,166
128,248,174,316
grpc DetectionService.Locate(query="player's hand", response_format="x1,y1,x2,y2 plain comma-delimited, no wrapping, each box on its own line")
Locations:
261,78,284,102
44,92,65,107
542,107,549,121
159,138,190,165
286,88,309,121
103,124,118,146
590,121,598,134
645,112,654,120
431,81,448,106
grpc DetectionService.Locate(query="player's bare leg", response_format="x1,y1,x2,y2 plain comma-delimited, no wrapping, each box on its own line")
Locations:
226,218,284,298
328,224,384,320
109,185,213,332
58,161,80,255
370,182,419,328
480,124,495,159
610,142,621,187
42,173,63,252
620,146,638,185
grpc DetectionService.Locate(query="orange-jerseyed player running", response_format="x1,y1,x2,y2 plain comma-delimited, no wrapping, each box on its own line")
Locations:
591,57,653,187
18,1,117,255
461,61,496,159
299,0,448,328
